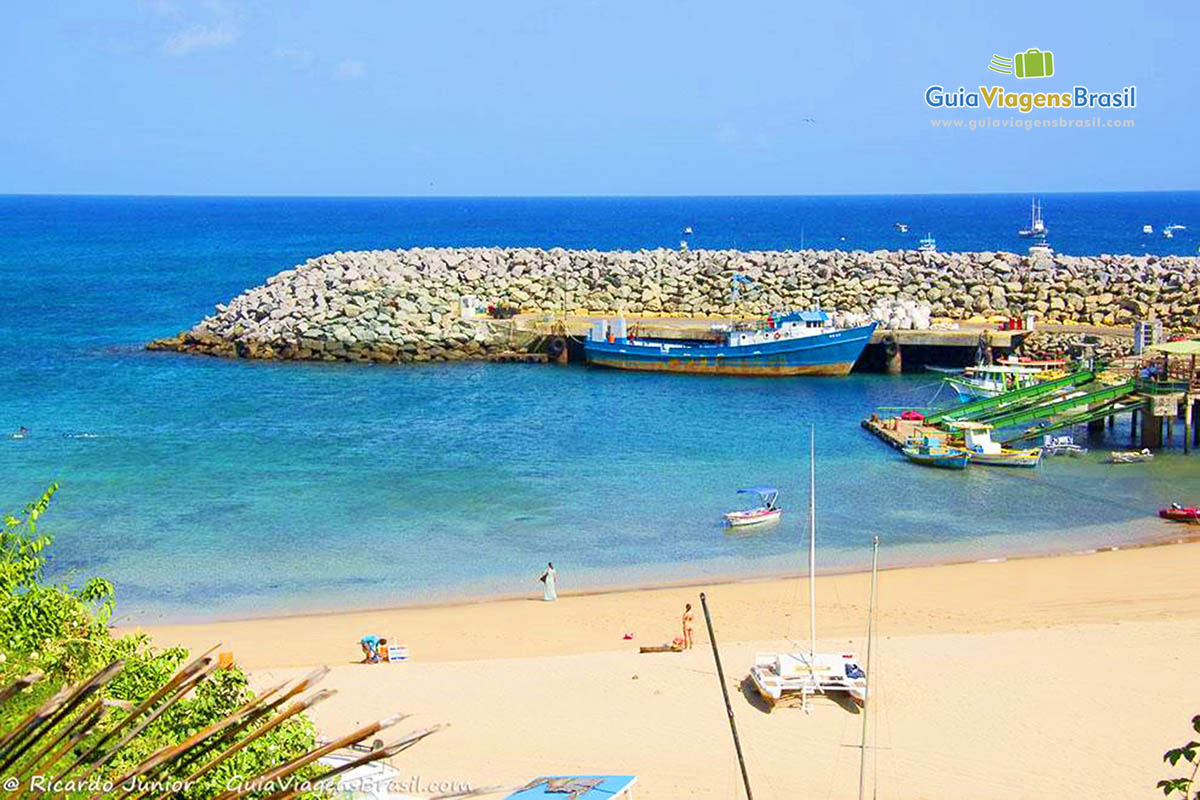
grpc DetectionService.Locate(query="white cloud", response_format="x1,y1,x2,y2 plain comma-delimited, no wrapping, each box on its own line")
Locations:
161,23,239,56
334,58,367,79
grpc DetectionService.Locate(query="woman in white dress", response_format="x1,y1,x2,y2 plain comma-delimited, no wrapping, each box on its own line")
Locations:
539,562,557,601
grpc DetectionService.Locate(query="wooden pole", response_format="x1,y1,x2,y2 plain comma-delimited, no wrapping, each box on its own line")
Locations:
699,592,753,800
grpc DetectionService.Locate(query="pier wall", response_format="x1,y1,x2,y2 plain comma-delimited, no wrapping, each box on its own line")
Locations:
147,247,1199,364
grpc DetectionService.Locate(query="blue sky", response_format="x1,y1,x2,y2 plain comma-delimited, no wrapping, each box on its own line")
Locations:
5,1,1196,196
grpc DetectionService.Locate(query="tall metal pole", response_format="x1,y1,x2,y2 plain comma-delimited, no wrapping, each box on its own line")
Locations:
809,425,817,659
858,536,880,800
699,592,753,800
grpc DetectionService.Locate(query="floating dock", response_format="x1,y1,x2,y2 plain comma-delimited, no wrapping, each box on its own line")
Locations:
865,360,1199,453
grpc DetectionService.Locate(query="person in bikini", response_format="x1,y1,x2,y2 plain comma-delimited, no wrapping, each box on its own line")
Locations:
682,603,694,650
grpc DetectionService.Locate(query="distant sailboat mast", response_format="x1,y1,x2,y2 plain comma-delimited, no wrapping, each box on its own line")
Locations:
858,535,880,800
809,426,817,659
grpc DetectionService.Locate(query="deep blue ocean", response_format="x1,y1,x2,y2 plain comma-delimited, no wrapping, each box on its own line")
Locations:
3,193,1199,623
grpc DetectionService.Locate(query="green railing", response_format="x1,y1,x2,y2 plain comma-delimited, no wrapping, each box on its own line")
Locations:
981,380,1138,430
924,369,1097,424
999,394,1145,445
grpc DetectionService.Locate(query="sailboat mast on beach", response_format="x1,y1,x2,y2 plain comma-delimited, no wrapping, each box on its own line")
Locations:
749,427,867,713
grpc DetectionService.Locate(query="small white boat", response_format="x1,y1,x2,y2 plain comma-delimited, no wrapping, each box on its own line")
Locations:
724,486,781,527
894,222,909,233
1109,448,1154,464
683,226,693,235
1028,237,1053,256
1164,229,1175,239
1143,224,1154,234
918,233,937,253
950,422,1041,467
1042,434,1088,457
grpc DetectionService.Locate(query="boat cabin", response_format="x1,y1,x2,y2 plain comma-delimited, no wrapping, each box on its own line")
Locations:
723,310,831,347
947,421,1001,455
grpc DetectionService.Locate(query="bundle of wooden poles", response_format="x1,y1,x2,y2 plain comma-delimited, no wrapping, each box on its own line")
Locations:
0,645,483,799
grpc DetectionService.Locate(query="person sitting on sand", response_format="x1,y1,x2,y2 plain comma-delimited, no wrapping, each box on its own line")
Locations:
360,634,387,663
682,603,694,650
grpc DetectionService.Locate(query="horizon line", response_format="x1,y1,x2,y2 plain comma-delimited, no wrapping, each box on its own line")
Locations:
2,188,1199,201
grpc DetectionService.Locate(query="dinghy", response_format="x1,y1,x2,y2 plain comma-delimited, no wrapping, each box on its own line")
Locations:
901,436,970,469
724,487,781,528
1159,504,1200,522
1109,449,1154,464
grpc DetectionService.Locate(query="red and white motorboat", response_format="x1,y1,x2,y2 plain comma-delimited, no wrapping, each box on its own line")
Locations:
1159,505,1200,523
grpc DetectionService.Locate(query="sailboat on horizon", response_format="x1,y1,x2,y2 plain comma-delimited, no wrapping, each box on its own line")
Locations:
748,428,868,713
1018,197,1048,238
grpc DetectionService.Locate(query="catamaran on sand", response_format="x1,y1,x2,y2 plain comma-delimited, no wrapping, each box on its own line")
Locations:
749,431,867,711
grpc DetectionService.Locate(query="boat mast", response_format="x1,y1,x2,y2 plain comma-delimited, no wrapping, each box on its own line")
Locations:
858,535,880,800
808,425,816,660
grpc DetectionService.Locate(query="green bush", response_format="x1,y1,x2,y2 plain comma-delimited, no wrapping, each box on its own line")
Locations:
0,485,322,798
1160,714,1200,798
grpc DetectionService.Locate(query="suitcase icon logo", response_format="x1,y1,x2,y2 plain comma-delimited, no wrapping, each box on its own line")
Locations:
988,48,1055,79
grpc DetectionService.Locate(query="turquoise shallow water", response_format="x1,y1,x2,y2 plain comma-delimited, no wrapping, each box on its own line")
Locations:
3,194,1200,623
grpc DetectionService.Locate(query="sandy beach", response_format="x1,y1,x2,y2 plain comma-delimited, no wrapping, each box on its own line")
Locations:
127,541,1200,798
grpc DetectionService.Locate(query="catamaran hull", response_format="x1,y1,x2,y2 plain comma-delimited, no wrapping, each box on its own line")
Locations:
583,323,877,377
749,660,867,711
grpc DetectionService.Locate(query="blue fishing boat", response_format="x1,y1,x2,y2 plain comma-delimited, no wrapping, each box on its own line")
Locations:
582,312,877,377
901,436,970,469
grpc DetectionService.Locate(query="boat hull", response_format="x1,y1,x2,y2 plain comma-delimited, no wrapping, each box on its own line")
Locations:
969,449,1042,468
583,322,877,377
902,447,970,469
1160,507,1200,522
724,509,782,527
1109,450,1154,464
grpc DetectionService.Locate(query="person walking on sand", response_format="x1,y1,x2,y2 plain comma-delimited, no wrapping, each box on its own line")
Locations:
539,562,557,601
682,603,695,649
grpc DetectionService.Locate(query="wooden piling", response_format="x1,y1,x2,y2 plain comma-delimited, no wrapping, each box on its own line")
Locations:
1185,396,1192,455
1141,409,1163,449
884,337,902,375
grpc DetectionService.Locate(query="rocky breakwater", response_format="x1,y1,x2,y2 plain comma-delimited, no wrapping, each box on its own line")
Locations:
148,247,1200,364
